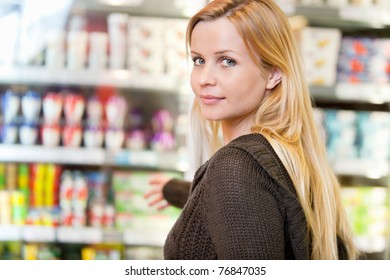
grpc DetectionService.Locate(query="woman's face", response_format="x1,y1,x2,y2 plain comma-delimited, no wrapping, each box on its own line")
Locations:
190,17,269,125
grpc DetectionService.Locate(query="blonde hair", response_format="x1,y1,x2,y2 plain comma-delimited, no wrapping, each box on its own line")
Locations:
187,0,358,260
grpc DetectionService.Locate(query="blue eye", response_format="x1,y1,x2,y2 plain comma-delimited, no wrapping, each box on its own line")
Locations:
221,57,236,67
192,57,205,66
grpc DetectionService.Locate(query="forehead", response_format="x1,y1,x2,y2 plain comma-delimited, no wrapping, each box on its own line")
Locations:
190,17,248,54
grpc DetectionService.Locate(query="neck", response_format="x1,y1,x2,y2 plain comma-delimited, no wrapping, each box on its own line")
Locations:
221,118,253,144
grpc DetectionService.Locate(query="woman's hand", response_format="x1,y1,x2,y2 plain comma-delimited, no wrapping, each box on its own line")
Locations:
144,174,172,210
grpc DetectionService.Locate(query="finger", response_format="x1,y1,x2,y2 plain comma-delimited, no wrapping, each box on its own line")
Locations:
144,188,161,199
147,194,165,206
157,202,170,211
148,174,169,185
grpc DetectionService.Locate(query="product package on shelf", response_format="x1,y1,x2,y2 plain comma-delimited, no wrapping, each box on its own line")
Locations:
164,18,189,79
324,109,359,159
356,111,390,160
0,241,22,260
16,0,72,67
0,162,62,226
127,16,165,75
0,10,19,66
124,245,164,260
314,108,390,162
58,169,115,229
23,243,61,260
112,170,182,233
81,244,122,260
322,109,390,161
337,37,390,84
341,186,389,253
300,27,342,86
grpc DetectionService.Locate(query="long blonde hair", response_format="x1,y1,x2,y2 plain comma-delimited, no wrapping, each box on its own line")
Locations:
187,0,358,260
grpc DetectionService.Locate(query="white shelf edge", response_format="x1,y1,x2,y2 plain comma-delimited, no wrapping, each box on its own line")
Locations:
0,144,188,171
0,66,182,92
339,6,390,26
0,145,106,165
330,158,390,179
109,149,189,171
335,83,390,104
0,225,165,246
0,225,22,241
21,225,56,243
123,229,166,247
57,226,103,244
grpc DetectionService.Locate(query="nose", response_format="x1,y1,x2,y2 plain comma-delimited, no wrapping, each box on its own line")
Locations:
198,64,216,86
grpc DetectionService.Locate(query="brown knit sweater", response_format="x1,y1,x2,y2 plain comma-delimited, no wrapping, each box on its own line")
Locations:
163,133,310,259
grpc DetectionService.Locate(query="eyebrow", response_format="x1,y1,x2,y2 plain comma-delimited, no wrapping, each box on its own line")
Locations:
191,50,239,56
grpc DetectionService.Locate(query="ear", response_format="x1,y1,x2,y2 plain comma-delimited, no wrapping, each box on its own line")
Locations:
266,67,282,90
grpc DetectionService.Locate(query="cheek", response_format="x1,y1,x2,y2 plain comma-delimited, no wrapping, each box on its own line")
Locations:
190,72,198,94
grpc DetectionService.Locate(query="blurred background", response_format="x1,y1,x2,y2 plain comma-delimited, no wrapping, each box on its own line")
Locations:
0,0,389,260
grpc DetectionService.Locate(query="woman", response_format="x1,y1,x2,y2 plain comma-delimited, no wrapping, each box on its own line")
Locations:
145,0,358,260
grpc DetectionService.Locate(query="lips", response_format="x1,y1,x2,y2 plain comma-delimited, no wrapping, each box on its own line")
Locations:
199,95,225,105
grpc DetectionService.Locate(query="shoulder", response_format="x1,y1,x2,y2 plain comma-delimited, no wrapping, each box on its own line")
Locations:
224,134,296,194
207,136,272,185
202,135,278,196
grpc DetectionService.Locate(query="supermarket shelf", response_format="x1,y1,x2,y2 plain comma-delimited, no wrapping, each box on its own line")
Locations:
0,144,106,165
0,225,164,246
72,0,207,18
335,83,390,104
0,66,187,94
123,229,166,247
57,226,103,244
330,158,390,179
277,3,390,29
0,144,188,171
109,149,189,171
1,225,386,253
0,225,55,242
310,84,390,104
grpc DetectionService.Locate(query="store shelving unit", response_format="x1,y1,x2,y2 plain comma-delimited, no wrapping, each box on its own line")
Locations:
0,225,165,247
0,144,188,171
278,2,390,28
0,0,198,260
0,0,389,259
0,66,187,93
281,2,390,260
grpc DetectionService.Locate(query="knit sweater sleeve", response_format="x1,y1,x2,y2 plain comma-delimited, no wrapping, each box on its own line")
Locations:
162,179,191,208
203,147,285,259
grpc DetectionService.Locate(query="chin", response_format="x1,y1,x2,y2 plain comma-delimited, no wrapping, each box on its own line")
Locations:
202,114,223,121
